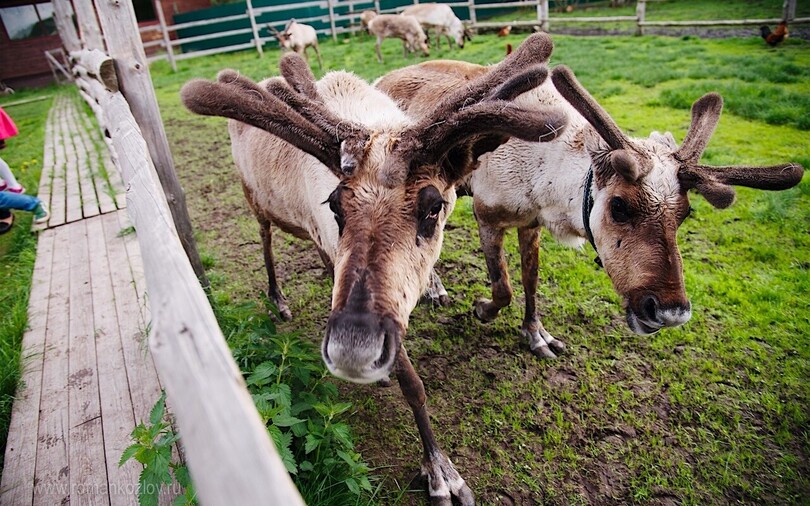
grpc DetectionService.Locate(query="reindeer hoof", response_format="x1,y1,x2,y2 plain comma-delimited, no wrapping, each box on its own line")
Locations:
473,298,498,323
531,345,558,360
421,453,475,506
548,339,566,354
269,301,293,322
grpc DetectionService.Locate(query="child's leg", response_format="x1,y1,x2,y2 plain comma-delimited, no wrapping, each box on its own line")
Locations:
0,190,39,212
0,156,21,189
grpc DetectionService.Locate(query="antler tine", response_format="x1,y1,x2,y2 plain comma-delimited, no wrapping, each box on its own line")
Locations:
265,79,368,143
675,92,723,163
486,65,548,102
420,101,567,156
679,162,804,209
550,65,628,151
180,76,340,172
416,33,554,130
279,53,320,100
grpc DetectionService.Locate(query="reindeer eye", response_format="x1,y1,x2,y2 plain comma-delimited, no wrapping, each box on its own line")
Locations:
416,186,445,240
610,196,631,223
427,201,444,220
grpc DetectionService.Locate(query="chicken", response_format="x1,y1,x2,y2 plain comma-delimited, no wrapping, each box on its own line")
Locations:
505,43,512,55
760,22,788,46
498,25,511,37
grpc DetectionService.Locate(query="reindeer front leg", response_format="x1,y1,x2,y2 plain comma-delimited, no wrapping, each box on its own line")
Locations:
396,347,474,506
517,225,565,359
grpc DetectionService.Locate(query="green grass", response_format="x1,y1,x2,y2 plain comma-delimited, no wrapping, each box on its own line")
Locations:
0,90,55,476
153,30,809,505
0,2,808,503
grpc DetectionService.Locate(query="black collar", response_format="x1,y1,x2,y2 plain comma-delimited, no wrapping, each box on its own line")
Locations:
582,166,602,267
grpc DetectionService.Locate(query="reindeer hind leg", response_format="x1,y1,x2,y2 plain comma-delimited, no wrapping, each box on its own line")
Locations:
258,216,293,321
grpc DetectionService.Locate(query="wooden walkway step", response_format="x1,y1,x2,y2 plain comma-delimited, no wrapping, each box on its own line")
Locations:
1,93,175,505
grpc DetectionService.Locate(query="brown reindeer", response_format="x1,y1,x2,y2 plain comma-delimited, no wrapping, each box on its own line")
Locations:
180,34,567,504
377,55,803,359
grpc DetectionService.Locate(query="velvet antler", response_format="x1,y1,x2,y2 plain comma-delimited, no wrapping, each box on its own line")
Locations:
181,55,370,176
382,34,567,186
550,65,804,206
551,65,650,182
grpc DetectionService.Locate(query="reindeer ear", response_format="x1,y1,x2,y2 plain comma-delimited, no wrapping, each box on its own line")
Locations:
610,149,641,182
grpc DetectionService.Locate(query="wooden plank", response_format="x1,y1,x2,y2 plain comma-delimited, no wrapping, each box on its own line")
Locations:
65,218,109,502
76,101,118,214
102,212,162,426
49,95,68,227
68,417,110,504
63,98,83,224
69,101,101,219
33,225,72,506
33,104,56,231
87,215,140,506
67,218,100,427
0,231,55,504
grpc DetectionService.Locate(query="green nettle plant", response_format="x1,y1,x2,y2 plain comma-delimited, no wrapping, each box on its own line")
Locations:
119,391,197,506
220,299,375,504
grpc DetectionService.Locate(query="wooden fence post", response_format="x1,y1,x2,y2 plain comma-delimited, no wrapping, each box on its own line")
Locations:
539,0,549,31
327,0,338,42
155,0,177,71
93,0,211,290
246,0,264,57
73,0,106,50
52,0,82,53
636,0,646,35
783,0,796,21
468,0,477,27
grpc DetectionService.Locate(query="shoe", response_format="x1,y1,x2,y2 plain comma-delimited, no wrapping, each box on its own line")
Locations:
0,212,13,234
33,202,49,224
7,185,25,194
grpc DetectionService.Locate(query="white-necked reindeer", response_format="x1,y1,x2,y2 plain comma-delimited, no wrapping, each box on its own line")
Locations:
402,3,472,49
180,34,567,505
269,20,323,70
377,58,804,359
366,13,430,63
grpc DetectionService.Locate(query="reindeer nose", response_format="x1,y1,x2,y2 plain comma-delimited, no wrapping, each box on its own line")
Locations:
640,295,659,322
322,312,400,384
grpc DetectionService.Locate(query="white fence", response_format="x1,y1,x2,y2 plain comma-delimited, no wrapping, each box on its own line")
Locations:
140,0,806,71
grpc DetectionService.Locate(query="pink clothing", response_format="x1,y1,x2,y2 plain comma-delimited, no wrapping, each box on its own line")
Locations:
0,107,18,140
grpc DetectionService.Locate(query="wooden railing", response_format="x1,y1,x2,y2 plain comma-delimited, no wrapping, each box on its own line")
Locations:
139,0,806,70
54,0,305,503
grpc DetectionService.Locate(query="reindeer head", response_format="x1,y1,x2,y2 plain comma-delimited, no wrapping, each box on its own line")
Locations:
551,65,803,335
182,34,567,383
268,23,292,50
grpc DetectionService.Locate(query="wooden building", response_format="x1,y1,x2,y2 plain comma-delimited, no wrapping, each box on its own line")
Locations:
0,0,210,90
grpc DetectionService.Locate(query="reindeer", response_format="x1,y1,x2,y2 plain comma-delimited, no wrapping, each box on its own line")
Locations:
366,13,430,63
376,56,804,359
401,3,472,49
180,34,568,505
269,20,323,70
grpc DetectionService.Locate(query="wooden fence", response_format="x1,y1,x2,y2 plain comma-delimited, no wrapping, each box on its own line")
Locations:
53,0,305,504
140,0,806,70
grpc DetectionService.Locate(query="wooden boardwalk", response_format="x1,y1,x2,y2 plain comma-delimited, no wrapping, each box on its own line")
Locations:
1,94,172,505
